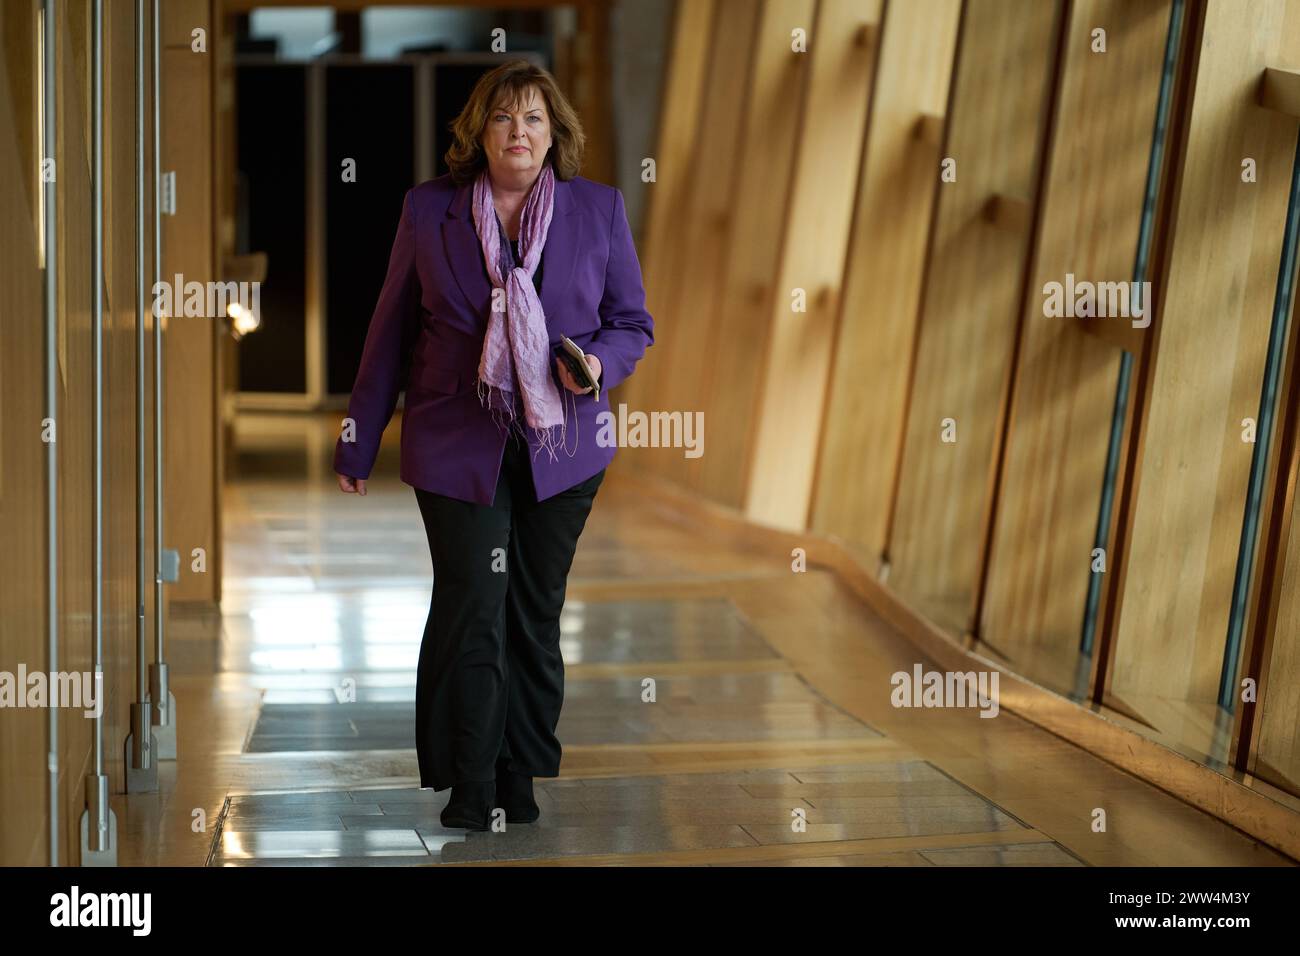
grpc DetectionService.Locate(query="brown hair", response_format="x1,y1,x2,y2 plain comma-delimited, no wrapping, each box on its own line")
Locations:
445,59,585,185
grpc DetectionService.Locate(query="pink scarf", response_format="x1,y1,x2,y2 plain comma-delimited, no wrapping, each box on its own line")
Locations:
471,163,568,459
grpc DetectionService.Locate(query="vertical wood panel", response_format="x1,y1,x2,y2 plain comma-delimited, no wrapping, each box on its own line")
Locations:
55,0,96,865
979,0,1171,689
1110,0,1300,749
886,0,1063,635
0,0,159,865
1256,384,1300,790
692,0,817,509
743,0,883,530
163,0,219,605
619,0,716,415
643,0,759,484
810,0,962,566
0,0,51,866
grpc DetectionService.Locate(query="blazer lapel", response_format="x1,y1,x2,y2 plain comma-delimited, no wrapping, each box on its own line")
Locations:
539,176,578,325
442,180,492,317
442,171,578,330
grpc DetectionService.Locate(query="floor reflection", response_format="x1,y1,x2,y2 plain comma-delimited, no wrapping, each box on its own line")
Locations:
203,413,1171,866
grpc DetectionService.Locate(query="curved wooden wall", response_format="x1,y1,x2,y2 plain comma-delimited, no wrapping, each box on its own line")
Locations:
633,0,1300,806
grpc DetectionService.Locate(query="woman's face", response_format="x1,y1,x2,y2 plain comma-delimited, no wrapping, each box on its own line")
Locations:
481,85,553,182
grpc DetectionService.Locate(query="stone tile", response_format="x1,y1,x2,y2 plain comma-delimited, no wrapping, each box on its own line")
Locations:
557,598,778,664
418,824,761,863
226,791,369,810
245,672,879,754
214,828,431,863
739,816,1030,845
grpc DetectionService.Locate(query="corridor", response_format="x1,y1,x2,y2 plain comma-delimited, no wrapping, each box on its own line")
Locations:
119,413,1288,867
11,0,1300,923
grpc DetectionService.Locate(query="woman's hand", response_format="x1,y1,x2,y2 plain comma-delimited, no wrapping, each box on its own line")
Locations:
555,353,601,394
337,473,367,495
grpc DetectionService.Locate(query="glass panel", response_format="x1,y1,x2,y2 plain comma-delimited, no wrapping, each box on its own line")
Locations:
1248,136,1300,800
361,8,499,58
236,65,308,394
324,64,415,396
1222,136,1300,710
248,8,337,60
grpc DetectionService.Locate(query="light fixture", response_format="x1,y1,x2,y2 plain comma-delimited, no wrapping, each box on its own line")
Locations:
220,252,267,341
227,300,260,337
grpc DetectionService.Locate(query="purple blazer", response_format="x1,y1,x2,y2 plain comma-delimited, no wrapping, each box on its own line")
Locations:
333,171,655,504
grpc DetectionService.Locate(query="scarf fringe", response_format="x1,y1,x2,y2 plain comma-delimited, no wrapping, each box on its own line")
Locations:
476,378,580,464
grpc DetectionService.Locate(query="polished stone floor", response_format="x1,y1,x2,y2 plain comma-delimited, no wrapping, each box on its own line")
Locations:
213,761,1080,866
246,669,881,752
130,412,1294,867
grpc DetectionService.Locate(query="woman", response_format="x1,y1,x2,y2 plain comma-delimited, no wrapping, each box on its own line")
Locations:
333,59,654,830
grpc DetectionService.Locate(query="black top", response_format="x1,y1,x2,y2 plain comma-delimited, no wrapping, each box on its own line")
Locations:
496,210,543,291
508,238,543,292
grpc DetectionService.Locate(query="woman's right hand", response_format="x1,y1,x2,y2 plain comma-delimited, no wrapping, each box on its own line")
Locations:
337,473,367,495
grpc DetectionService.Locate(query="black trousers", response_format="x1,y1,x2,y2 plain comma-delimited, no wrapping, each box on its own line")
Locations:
413,433,604,791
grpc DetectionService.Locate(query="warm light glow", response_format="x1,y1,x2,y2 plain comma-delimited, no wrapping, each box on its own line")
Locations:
228,300,261,336
249,647,344,671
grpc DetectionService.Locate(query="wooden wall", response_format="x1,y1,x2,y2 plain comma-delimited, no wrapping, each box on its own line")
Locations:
1108,0,1300,753
162,0,221,607
742,0,883,530
885,0,1063,635
640,0,758,485
632,0,1300,801
979,0,1170,692
0,0,53,868
630,0,818,510
1259,408,1300,792
0,0,219,864
694,0,817,509
616,0,716,416
810,0,961,569
0,0,154,866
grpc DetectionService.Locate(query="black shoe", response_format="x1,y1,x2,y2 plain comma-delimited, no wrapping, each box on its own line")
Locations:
495,758,540,824
440,779,495,830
